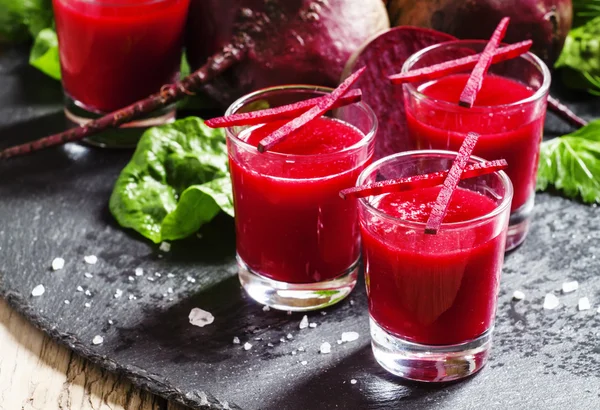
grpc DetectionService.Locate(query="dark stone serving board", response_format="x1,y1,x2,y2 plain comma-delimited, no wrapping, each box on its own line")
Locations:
2,48,600,410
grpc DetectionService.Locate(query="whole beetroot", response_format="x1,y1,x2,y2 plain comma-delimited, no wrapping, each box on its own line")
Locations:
186,0,390,106
387,0,572,66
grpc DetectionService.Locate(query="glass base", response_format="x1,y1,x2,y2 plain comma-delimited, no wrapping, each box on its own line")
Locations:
237,255,358,312
64,94,176,148
370,319,492,382
506,193,534,251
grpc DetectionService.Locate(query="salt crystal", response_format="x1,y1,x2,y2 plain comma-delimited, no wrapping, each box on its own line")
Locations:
76,286,84,292
243,342,252,351
320,311,327,316
341,332,359,343
562,281,579,293
168,298,173,302
267,342,274,347
167,287,173,294
350,300,355,306
233,337,240,344
286,333,293,340
135,268,144,276
159,242,171,252
84,302,91,308
280,337,286,343
320,342,331,354
350,379,357,385
298,347,305,352
51,258,65,271
543,294,560,310
186,276,196,283
189,307,214,327
108,319,114,325
262,305,270,312
301,361,308,365
337,340,343,345
155,272,161,277
84,289,92,296
254,337,262,341
92,335,104,345
147,277,155,282
512,291,525,301
31,284,45,297
292,351,297,355
578,297,591,311
64,300,70,305
309,323,317,328
114,289,123,299
167,273,175,278
128,294,137,300
299,315,309,329
84,273,93,278
84,255,98,265
162,293,168,298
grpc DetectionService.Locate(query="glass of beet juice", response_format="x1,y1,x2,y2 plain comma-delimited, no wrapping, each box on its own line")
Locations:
52,0,190,147
358,151,512,382
225,86,377,311
402,41,550,250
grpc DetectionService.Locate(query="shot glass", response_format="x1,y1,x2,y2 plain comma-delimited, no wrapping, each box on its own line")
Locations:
358,150,513,382
53,0,190,147
226,85,377,311
402,40,550,250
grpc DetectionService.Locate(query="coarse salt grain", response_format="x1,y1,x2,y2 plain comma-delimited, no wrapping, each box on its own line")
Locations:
543,294,560,310
76,286,84,292
114,289,123,299
64,300,70,305
233,337,240,344
350,379,357,385
320,342,331,354
267,342,274,347
135,268,144,276
147,277,155,282
84,255,98,265
128,294,137,300
84,273,93,278
92,335,104,345
159,242,171,252
155,272,161,277
562,281,579,294
167,273,175,278
578,297,591,311
309,323,317,328
128,276,134,282
167,287,173,294
186,276,196,283
301,361,308,365
286,333,293,340
262,305,270,312
84,302,91,308
341,332,359,343
31,285,45,297
299,315,309,329
512,291,525,301
244,342,252,351
84,289,92,296
108,319,114,325
298,347,305,352
51,258,65,271
189,308,214,327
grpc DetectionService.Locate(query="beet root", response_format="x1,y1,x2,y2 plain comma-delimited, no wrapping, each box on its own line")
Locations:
386,0,572,66
185,0,389,107
341,26,455,159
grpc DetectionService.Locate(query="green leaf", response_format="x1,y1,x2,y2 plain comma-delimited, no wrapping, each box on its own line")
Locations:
0,0,53,44
537,119,600,204
29,28,61,80
555,16,600,95
109,117,233,243
572,0,600,27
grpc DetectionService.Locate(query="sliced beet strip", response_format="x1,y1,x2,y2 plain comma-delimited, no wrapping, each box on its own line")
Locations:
458,17,510,108
340,159,507,200
257,67,367,153
205,90,362,128
425,132,480,234
388,40,532,85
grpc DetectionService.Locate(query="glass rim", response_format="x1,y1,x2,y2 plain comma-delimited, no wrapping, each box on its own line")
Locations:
357,150,514,231
60,0,176,7
224,85,378,160
401,39,551,112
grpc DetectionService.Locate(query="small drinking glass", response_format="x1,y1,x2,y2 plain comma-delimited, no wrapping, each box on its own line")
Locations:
226,85,377,311
402,40,550,250
53,0,190,147
358,150,513,382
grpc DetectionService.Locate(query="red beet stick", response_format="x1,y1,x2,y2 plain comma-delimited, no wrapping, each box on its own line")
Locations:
257,67,366,153
206,90,362,128
425,132,480,234
388,40,532,85
458,17,510,108
340,159,507,200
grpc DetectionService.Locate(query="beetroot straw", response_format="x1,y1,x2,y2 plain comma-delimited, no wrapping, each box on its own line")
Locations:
0,44,245,160
425,132,480,234
388,40,532,85
458,17,510,108
340,159,507,200
206,90,362,128
547,96,588,128
257,67,367,153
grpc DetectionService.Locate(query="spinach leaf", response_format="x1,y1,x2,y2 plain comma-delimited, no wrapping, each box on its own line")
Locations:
29,28,60,80
109,117,233,243
572,0,600,27
537,119,600,204
555,16,600,95
0,0,53,44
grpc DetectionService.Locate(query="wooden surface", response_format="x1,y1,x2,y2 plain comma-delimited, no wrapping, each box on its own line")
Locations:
0,298,188,410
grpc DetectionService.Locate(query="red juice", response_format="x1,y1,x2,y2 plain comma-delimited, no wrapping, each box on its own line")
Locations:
361,186,506,345
53,0,189,112
405,73,545,211
229,116,371,284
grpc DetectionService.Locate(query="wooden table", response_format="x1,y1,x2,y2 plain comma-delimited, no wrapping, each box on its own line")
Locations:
0,298,187,410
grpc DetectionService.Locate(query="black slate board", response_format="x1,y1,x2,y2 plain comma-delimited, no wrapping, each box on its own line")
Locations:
2,48,600,410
